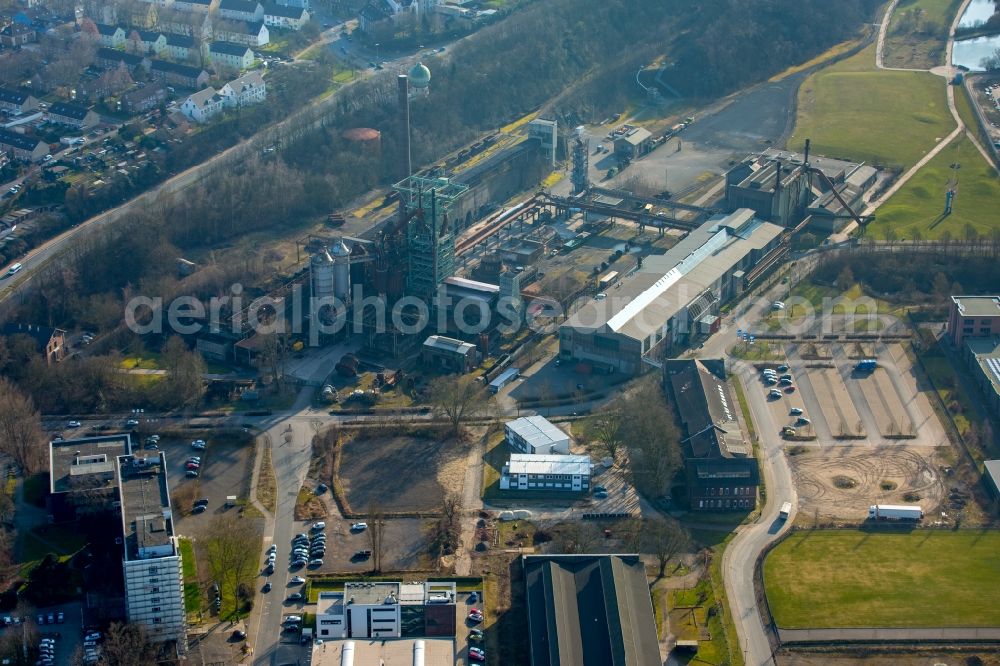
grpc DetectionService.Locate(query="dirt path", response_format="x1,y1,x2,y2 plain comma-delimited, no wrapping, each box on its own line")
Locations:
454,431,488,576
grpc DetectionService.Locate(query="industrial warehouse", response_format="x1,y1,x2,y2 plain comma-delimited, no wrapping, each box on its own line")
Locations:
558,209,784,374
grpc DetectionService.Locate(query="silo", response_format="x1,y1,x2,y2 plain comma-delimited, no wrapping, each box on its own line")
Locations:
311,248,336,304
330,237,352,301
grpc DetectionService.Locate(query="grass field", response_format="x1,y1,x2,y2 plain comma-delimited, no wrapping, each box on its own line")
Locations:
790,45,953,168
883,0,961,69
871,135,1000,239
179,538,201,615
764,530,1000,628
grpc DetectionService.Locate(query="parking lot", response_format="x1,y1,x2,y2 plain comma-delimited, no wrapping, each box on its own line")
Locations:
285,517,430,576
5,602,86,665
166,430,254,522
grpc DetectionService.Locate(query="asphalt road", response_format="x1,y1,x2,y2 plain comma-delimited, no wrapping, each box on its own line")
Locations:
249,394,317,666
694,271,801,666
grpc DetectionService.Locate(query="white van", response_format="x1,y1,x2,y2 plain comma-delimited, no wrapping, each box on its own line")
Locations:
6,263,23,276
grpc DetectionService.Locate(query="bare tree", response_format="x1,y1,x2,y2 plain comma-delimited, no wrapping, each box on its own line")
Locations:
426,375,492,435
367,501,386,573
592,400,625,460
642,517,689,578
203,516,261,617
98,622,158,666
620,378,681,497
0,378,46,473
432,491,462,556
157,336,206,409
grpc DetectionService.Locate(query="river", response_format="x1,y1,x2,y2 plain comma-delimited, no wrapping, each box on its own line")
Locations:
954,0,1000,71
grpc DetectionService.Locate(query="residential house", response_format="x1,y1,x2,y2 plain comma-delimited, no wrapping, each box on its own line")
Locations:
47,102,101,130
136,29,168,55
219,0,265,22
214,20,269,46
180,87,225,122
164,33,204,61
123,83,168,113
358,1,390,31
96,47,149,74
172,0,214,12
0,128,49,162
209,41,254,69
78,68,135,102
149,60,211,88
665,359,759,512
263,3,310,29
96,23,127,48
219,70,266,107
128,3,158,28
359,0,438,31
1,322,67,364
0,23,36,47
0,87,40,114
158,12,213,38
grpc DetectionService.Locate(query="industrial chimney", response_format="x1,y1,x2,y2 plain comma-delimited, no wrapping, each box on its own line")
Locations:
398,74,411,181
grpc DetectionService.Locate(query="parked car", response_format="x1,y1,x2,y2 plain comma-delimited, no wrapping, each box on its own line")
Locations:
195,498,209,507
308,558,323,568
286,592,304,602
67,420,81,428
468,608,483,622
468,646,486,662
290,576,306,585
262,582,272,593
789,407,803,416
191,505,206,514
469,628,484,642
311,521,325,531
186,470,199,478
231,630,246,641
350,522,368,531
191,440,206,449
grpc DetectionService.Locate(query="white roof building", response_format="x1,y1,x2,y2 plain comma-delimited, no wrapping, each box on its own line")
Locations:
505,415,570,455
501,453,591,492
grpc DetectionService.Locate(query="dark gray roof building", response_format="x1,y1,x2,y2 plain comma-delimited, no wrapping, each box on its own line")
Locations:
522,554,660,666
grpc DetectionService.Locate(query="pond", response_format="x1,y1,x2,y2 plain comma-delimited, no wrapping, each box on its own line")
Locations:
957,0,997,28
952,34,1000,71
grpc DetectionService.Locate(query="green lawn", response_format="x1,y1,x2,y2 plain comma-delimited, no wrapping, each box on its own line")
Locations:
883,0,961,69
955,84,981,136
790,45,953,168
871,135,1000,240
179,538,201,615
764,530,1000,628
18,526,87,576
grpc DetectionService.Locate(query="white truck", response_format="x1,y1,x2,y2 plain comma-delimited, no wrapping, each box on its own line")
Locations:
779,502,792,519
868,504,922,521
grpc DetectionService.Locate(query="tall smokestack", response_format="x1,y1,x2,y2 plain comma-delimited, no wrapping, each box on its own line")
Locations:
398,74,411,182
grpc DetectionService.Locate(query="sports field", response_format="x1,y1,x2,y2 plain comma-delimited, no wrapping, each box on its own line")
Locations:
790,45,953,168
871,135,1000,239
764,530,1000,628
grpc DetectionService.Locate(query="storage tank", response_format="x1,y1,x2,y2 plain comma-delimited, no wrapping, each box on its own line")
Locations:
330,238,351,300
342,127,381,156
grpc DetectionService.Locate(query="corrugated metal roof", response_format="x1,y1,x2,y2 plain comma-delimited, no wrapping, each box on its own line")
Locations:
507,453,590,476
